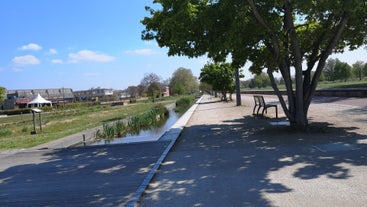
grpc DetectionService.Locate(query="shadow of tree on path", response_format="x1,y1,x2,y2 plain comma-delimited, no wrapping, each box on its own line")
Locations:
0,142,169,206
140,114,367,206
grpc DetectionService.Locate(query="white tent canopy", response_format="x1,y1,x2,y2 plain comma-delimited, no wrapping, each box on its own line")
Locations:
28,93,52,107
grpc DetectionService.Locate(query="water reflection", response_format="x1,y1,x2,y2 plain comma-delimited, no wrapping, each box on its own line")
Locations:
92,108,180,145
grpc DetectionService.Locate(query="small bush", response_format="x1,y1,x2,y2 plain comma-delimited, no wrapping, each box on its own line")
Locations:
175,96,195,114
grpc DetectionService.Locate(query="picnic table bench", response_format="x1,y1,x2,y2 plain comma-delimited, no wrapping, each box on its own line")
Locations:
253,95,278,118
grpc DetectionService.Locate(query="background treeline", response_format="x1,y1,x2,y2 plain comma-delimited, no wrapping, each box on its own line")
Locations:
124,67,199,101
242,58,367,89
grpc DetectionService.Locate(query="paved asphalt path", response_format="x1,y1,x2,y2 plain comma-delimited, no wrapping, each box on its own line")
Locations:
0,95,366,207
138,95,367,207
0,142,169,207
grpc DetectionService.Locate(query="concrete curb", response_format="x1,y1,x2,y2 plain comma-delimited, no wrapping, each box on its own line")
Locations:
126,96,203,207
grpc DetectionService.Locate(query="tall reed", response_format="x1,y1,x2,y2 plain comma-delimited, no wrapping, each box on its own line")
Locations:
97,104,168,140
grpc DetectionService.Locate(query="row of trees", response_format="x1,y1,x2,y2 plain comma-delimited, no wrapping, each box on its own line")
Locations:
124,67,199,101
244,58,367,89
124,64,240,104
0,69,199,107
323,59,367,81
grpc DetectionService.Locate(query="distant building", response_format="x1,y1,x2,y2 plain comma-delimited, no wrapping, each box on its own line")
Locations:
74,88,113,102
3,88,74,110
162,86,170,97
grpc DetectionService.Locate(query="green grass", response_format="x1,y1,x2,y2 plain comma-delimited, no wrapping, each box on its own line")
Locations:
242,79,367,91
174,95,196,114
317,80,367,89
0,100,176,150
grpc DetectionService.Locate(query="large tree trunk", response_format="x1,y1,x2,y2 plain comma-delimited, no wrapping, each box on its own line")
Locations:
250,0,350,130
283,1,308,129
235,68,241,106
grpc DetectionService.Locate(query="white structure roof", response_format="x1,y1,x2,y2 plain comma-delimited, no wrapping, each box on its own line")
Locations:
28,93,52,106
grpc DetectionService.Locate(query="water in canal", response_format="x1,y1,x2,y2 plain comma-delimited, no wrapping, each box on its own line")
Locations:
91,108,180,145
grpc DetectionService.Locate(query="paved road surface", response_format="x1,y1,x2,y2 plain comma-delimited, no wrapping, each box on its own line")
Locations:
138,95,367,207
1,94,366,207
0,142,169,207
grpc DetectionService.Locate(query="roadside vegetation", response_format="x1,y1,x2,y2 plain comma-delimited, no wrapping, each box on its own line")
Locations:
0,95,198,150
96,104,169,141
0,99,175,150
174,96,196,114
0,66,201,150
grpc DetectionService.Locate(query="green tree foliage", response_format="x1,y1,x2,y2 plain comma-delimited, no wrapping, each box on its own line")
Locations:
334,60,353,82
126,86,139,98
323,58,337,81
352,61,365,81
140,73,162,102
199,82,213,94
0,87,5,104
199,63,235,101
142,0,367,129
252,73,271,88
169,67,198,95
323,58,353,81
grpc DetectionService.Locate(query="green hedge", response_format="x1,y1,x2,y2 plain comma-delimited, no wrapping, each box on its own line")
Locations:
0,101,100,116
0,108,32,115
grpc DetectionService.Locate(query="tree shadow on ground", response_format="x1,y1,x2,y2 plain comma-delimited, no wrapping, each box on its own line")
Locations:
139,114,367,206
0,142,169,206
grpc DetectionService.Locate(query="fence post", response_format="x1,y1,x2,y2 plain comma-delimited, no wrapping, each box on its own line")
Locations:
83,134,86,147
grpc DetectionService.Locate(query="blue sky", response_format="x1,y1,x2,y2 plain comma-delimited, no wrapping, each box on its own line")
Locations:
0,1,366,91
0,0,208,90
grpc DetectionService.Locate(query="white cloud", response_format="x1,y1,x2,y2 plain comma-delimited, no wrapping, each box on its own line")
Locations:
19,43,42,51
125,49,156,55
51,59,63,64
68,50,115,63
49,48,58,54
12,55,41,66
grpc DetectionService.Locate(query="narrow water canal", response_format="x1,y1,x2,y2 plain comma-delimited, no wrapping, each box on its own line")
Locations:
91,108,180,146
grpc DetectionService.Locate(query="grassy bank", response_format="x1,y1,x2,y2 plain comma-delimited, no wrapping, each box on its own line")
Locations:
241,79,367,91
0,100,175,150
316,80,367,89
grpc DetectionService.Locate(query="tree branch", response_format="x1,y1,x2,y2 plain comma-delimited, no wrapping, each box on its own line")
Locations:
283,1,305,124
306,12,350,107
247,0,281,60
267,68,291,119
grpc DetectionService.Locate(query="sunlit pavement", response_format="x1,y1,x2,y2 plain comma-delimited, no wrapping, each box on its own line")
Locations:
138,95,367,207
1,95,366,207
